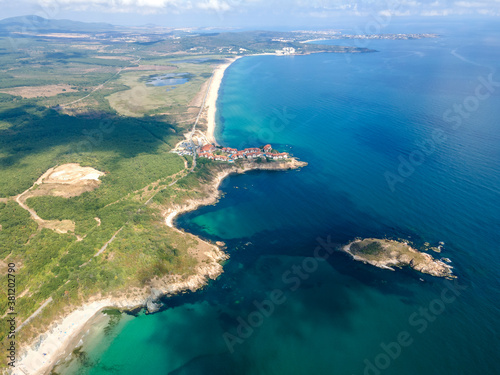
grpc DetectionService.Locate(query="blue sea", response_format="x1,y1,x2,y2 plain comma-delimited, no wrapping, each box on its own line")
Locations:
60,23,500,375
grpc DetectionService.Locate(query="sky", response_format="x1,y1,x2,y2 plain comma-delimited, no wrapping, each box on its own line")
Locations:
0,0,499,27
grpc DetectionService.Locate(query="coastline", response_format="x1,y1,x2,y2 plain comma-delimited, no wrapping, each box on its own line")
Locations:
15,239,228,375
165,159,307,231
15,54,305,375
205,57,241,145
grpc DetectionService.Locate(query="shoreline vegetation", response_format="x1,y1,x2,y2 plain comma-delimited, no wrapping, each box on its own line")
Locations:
14,54,307,375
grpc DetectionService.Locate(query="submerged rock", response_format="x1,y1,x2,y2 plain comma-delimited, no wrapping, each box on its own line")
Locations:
145,288,164,314
342,238,455,279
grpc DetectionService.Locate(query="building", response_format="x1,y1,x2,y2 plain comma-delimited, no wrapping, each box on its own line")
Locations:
222,147,238,154
275,47,296,55
244,148,260,154
199,144,215,153
263,144,272,152
199,152,215,160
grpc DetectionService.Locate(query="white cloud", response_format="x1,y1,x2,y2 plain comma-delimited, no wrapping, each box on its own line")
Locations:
455,1,488,7
198,0,231,12
6,0,500,16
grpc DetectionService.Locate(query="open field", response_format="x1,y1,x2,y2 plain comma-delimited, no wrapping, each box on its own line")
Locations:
0,84,78,98
106,60,221,117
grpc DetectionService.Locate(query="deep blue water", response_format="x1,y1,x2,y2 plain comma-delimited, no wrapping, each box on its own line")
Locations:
61,28,500,375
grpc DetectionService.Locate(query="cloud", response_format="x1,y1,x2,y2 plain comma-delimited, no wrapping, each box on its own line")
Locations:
198,0,232,12
5,0,500,16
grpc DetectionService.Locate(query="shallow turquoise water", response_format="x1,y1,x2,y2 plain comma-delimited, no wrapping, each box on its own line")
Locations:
61,27,500,375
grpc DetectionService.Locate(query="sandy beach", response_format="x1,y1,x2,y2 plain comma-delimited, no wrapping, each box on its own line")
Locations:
16,299,130,375
204,57,241,144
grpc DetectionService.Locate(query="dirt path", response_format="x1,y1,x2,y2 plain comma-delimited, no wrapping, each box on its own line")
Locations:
61,56,141,108
18,297,53,331
94,227,124,258
16,191,45,223
187,67,216,173
82,65,218,260
93,160,193,260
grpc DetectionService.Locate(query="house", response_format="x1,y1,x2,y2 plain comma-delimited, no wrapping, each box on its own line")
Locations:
198,152,215,160
222,147,238,154
263,144,272,152
199,144,215,153
244,148,260,154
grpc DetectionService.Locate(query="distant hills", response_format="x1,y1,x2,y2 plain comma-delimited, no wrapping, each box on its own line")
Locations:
0,15,116,33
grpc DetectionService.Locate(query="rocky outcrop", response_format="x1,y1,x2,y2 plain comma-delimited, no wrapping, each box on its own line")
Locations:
342,238,455,279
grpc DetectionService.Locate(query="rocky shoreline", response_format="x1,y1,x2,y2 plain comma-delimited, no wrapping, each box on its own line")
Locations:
342,238,455,279
14,241,228,375
165,158,307,231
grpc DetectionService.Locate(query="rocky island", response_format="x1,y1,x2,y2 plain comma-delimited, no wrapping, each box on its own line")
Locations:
342,238,455,279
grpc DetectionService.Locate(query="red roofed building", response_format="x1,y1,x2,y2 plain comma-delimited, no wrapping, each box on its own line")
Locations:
244,148,260,154
263,144,272,152
200,144,215,153
199,152,215,160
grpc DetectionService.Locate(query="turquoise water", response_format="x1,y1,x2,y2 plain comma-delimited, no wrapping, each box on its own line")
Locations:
61,28,500,375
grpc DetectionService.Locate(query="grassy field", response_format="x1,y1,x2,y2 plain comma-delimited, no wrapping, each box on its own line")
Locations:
106,61,219,117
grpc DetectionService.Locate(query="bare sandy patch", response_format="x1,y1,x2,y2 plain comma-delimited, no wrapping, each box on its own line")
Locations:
13,164,105,234
43,163,105,185
0,85,77,98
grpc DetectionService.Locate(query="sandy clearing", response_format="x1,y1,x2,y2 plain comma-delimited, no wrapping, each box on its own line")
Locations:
43,164,105,185
12,164,105,234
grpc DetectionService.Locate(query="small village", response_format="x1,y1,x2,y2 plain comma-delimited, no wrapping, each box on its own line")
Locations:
198,144,289,163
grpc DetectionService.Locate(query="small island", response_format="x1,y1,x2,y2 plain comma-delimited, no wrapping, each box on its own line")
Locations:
342,238,455,279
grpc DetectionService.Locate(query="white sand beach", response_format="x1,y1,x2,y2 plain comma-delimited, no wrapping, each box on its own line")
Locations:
204,57,241,144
